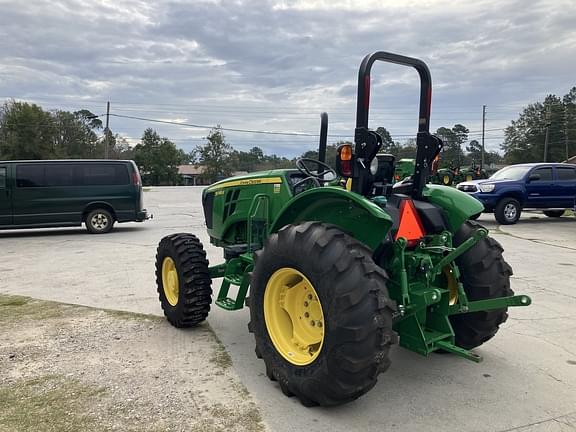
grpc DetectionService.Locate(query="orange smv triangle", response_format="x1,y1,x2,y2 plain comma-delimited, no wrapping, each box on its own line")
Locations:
395,199,425,243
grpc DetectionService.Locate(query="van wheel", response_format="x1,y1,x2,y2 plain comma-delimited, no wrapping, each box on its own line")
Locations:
494,198,521,225
86,209,115,234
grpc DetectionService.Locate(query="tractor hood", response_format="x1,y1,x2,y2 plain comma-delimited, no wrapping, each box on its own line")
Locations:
204,170,286,195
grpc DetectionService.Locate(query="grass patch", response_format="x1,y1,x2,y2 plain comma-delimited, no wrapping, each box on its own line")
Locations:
0,295,64,323
0,375,106,432
210,338,233,370
0,296,29,307
103,308,163,322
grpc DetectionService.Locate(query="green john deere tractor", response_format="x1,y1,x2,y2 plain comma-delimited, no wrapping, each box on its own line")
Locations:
394,158,416,182
155,52,531,407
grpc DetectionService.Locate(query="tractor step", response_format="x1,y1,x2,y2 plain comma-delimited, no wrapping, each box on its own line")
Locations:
213,255,254,312
224,273,244,286
214,274,248,310
215,297,244,311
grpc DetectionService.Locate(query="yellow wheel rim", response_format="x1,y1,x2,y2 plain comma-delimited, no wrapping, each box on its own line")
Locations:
162,257,179,306
263,267,325,366
443,266,459,306
443,175,450,185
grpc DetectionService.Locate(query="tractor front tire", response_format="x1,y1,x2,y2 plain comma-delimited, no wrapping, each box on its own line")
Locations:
155,233,212,328
249,222,396,407
451,221,514,350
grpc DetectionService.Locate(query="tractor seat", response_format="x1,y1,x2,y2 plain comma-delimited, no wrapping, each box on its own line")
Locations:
373,153,396,196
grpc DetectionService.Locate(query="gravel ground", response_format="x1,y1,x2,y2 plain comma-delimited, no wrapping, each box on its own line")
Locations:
1,187,575,432
0,294,266,432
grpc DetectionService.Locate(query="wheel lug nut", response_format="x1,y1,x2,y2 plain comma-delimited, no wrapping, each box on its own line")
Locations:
304,301,309,307
317,322,322,328
310,321,315,327
307,294,313,300
304,312,309,318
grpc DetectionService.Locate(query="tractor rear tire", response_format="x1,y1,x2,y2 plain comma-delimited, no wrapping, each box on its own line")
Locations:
248,222,397,407
543,210,565,217
451,221,514,350
155,233,212,328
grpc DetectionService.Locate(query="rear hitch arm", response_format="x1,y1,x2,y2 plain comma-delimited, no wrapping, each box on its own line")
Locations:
449,294,532,315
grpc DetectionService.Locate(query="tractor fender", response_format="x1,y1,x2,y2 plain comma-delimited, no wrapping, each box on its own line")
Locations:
422,184,484,231
269,186,393,251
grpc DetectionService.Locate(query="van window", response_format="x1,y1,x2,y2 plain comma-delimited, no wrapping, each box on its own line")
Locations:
16,163,130,187
45,165,76,186
16,165,44,187
0,167,6,188
557,167,576,181
81,165,129,185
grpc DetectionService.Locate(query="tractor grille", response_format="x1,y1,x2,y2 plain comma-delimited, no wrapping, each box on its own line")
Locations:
223,189,241,221
202,191,215,229
457,184,478,192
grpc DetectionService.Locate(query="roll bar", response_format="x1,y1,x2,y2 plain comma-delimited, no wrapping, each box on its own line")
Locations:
355,51,432,133
353,52,441,199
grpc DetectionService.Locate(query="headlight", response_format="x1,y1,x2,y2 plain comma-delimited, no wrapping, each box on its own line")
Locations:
478,183,495,193
370,157,379,175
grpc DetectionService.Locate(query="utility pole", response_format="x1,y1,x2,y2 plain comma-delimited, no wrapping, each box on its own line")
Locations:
104,101,110,159
565,105,569,161
481,105,486,169
544,105,551,162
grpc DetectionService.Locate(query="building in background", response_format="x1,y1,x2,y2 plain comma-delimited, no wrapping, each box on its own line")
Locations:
178,165,208,186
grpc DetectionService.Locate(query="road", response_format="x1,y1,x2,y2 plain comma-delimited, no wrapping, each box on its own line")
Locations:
1,186,575,432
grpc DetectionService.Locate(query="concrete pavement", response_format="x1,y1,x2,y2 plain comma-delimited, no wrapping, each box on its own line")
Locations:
1,187,575,432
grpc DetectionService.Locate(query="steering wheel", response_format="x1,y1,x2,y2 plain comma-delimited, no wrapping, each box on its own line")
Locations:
295,158,337,184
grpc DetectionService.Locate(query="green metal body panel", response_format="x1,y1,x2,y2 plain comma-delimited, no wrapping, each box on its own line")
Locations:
394,158,415,182
203,170,295,245
270,187,393,250
423,184,484,231
204,170,394,251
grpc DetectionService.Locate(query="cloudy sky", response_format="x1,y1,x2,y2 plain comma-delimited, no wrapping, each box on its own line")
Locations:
1,0,575,157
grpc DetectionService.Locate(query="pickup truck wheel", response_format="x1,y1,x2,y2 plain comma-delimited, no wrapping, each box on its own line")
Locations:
494,198,521,225
543,210,565,217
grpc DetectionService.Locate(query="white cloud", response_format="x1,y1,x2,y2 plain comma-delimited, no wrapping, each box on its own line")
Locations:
0,0,574,156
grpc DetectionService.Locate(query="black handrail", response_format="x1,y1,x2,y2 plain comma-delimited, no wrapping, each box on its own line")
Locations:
318,112,328,164
355,51,432,133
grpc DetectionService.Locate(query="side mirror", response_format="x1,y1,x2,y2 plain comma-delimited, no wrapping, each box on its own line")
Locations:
528,173,540,182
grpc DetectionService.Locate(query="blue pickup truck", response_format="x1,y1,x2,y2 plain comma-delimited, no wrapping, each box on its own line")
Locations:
456,163,576,224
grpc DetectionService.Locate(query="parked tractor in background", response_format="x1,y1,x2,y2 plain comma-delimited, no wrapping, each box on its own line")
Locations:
154,52,531,407
434,162,488,186
394,158,416,182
